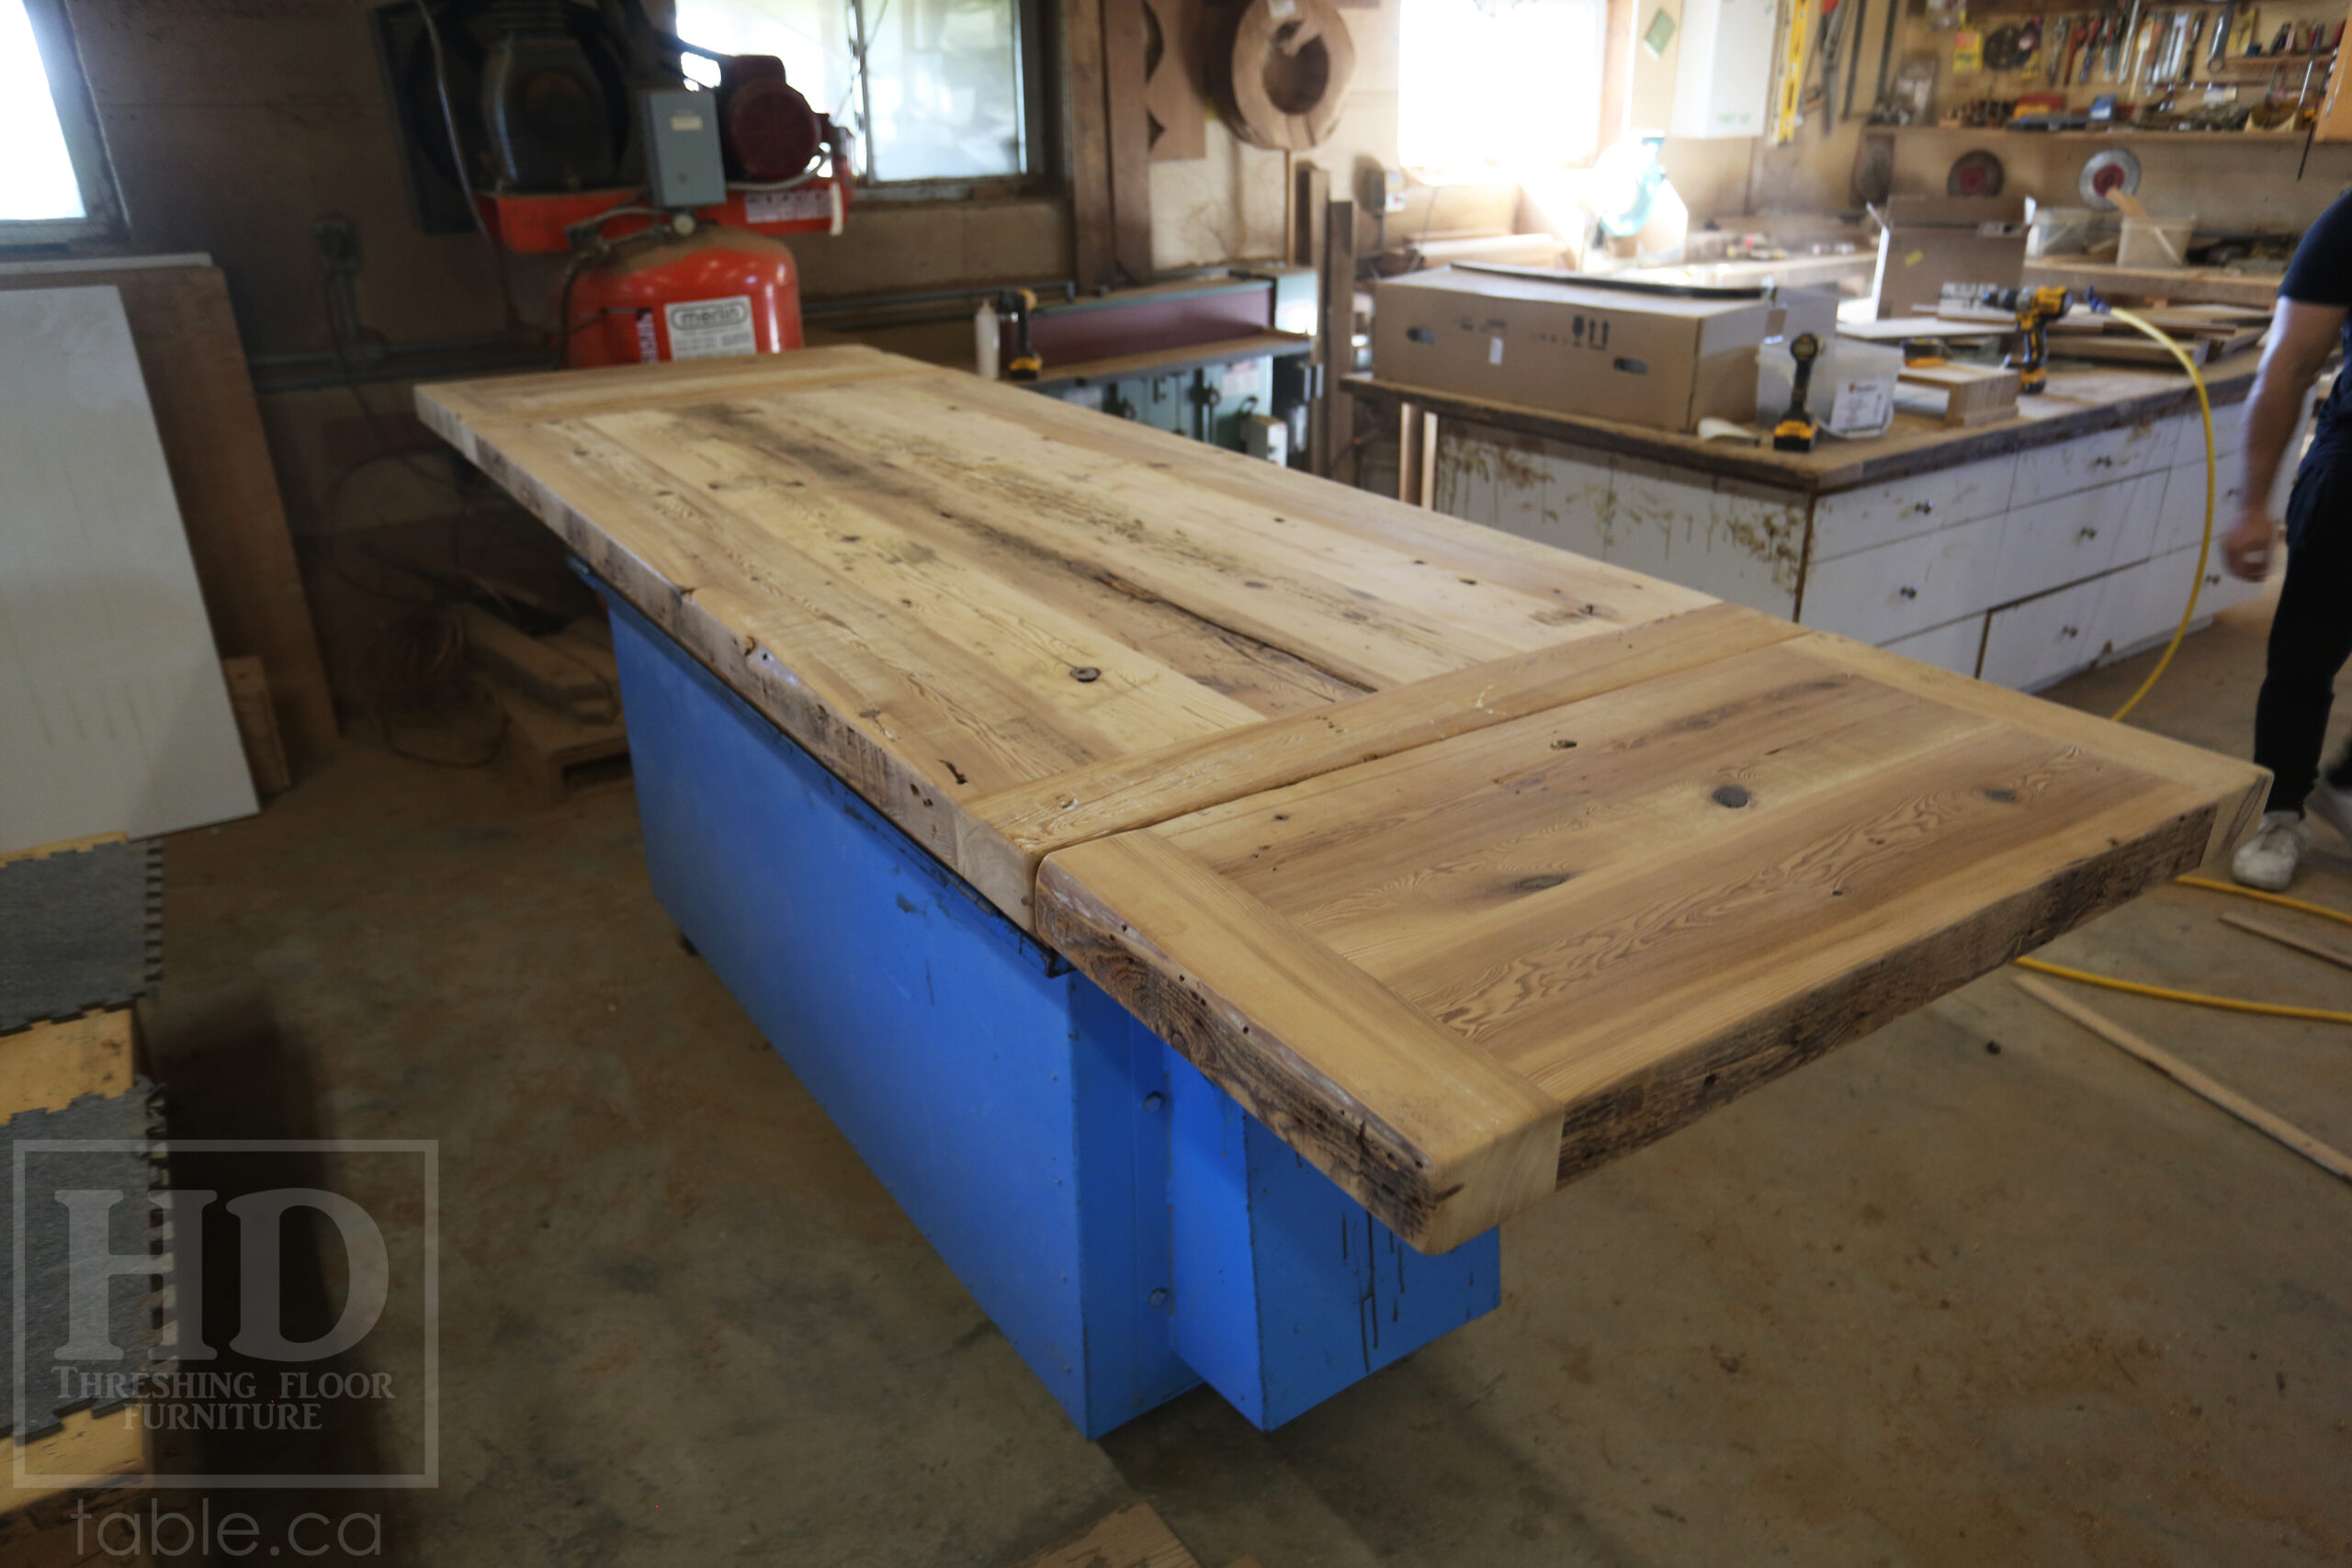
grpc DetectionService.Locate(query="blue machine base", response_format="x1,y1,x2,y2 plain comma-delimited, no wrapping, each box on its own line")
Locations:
603,589,1499,1437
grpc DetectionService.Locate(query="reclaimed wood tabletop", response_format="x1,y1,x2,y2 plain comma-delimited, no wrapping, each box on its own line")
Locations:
423,346,2265,1252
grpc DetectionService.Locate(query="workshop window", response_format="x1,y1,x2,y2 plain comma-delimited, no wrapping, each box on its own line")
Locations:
1398,0,1611,177
0,0,126,243
674,0,1043,186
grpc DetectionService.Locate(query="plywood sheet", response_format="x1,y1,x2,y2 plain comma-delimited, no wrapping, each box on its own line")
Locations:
423,346,2265,1252
0,288,259,851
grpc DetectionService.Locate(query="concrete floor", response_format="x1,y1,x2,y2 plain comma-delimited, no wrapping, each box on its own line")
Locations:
149,594,2352,1567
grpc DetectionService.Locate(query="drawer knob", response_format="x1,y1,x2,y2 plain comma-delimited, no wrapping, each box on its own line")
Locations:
1898,585,1919,600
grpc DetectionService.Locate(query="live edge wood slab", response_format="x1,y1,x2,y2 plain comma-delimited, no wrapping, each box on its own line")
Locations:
421,345,2266,1253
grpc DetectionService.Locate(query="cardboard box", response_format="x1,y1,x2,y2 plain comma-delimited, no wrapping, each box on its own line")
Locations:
1871,197,2029,321
1372,267,1772,433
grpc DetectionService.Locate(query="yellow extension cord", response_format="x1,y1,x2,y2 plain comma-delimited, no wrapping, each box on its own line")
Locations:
2005,309,2352,1026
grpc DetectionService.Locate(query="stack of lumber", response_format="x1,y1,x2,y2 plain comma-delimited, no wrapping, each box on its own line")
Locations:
458,606,628,805
419,346,2266,1253
1928,302,2269,368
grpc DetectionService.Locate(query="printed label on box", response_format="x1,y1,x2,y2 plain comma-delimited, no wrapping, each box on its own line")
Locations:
664,295,757,359
1830,378,1893,434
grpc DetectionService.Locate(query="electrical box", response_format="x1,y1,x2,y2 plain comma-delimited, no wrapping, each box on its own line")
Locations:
1670,0,1777,139
640,89,728,209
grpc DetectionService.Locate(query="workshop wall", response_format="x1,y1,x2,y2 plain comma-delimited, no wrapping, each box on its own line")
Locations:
54,0,1069,543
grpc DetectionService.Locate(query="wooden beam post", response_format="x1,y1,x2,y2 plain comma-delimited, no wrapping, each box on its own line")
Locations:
1316,197,1356,478
1102,0,1156,284
1066,0,1114,291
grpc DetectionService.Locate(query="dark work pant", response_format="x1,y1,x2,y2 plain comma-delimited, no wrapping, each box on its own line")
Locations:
2256,462,2352,812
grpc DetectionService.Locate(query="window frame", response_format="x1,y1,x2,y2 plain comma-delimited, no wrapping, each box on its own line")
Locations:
6,0,129,245
682,0,1059,198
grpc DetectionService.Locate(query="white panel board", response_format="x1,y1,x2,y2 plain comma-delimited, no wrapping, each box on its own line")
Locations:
0,286,257,849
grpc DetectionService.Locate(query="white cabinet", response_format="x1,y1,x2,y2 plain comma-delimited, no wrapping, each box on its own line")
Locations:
1980,576,2115,691
1809,451,2017,562
1881,615,1986,678
1798,513,2006,644
1427,396,2265,696
2013,417,2175,499
1992,472,2164,605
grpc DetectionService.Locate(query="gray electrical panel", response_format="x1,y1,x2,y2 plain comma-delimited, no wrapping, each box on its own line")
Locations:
639,89,727,209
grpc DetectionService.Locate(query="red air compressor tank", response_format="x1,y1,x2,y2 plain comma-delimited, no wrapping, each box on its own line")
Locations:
563,224,803,368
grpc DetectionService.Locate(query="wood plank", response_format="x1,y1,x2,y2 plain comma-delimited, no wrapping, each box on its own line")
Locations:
1035,330,1311,386
0,263,334,760
965,604,1801,919
426,344,2267,1251
1066,0,1117,293
220,656,292,796
2219,910,2352,971
1103,0,1157,285
1318,199,1355,479
424,348,1716,908
1039,634,2262,1243
2016,976,2352,1185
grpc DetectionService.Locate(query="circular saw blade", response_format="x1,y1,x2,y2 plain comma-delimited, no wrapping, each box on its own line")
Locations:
1947,150,2006,198
2079,147,2143,209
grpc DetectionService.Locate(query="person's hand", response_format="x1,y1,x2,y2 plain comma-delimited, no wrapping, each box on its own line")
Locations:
2222,506,2278,582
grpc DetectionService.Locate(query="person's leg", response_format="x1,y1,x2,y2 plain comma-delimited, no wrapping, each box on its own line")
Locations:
2254,466,2352,813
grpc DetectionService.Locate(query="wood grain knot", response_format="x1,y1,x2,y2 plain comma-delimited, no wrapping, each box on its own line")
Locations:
1712,784,1754,808
1984,787,2019,804
1515,874,1570,893
1070,666,1102,683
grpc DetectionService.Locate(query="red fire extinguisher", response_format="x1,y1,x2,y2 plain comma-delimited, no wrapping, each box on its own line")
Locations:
561,219,803,369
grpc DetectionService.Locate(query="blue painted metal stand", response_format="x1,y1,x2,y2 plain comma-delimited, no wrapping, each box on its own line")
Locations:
605,590,1499,1437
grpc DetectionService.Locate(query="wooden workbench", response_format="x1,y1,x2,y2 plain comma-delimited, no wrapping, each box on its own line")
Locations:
421,346,2264,1431
1351,354,2286,691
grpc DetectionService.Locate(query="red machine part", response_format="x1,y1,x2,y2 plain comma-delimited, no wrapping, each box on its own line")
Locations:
563,224,804,368
717,54,825,183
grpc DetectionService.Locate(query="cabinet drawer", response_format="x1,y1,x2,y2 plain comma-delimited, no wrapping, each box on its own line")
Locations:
1880,614,1986,678
1811,452,2018,561
1993,473,2165,605
2158,399,2249,464
2152,461,2248,557
1798,513,2005,645
1978,576,2112,691
2012,418,2175,500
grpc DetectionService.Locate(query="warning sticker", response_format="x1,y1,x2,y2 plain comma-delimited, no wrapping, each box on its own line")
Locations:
743,187,833,224
664,295,758,359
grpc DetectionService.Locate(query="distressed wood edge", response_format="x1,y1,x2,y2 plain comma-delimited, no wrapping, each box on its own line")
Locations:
965,604,1807,919
1548,801,2217,1187
1791,631,2268,863
1036,833,1563,1253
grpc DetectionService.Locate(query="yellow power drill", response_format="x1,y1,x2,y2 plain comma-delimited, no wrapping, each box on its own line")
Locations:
1977,284,2072,395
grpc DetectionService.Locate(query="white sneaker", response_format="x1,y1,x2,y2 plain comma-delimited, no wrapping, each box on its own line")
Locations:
2233,811,2310,890
2310,777,2352,844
